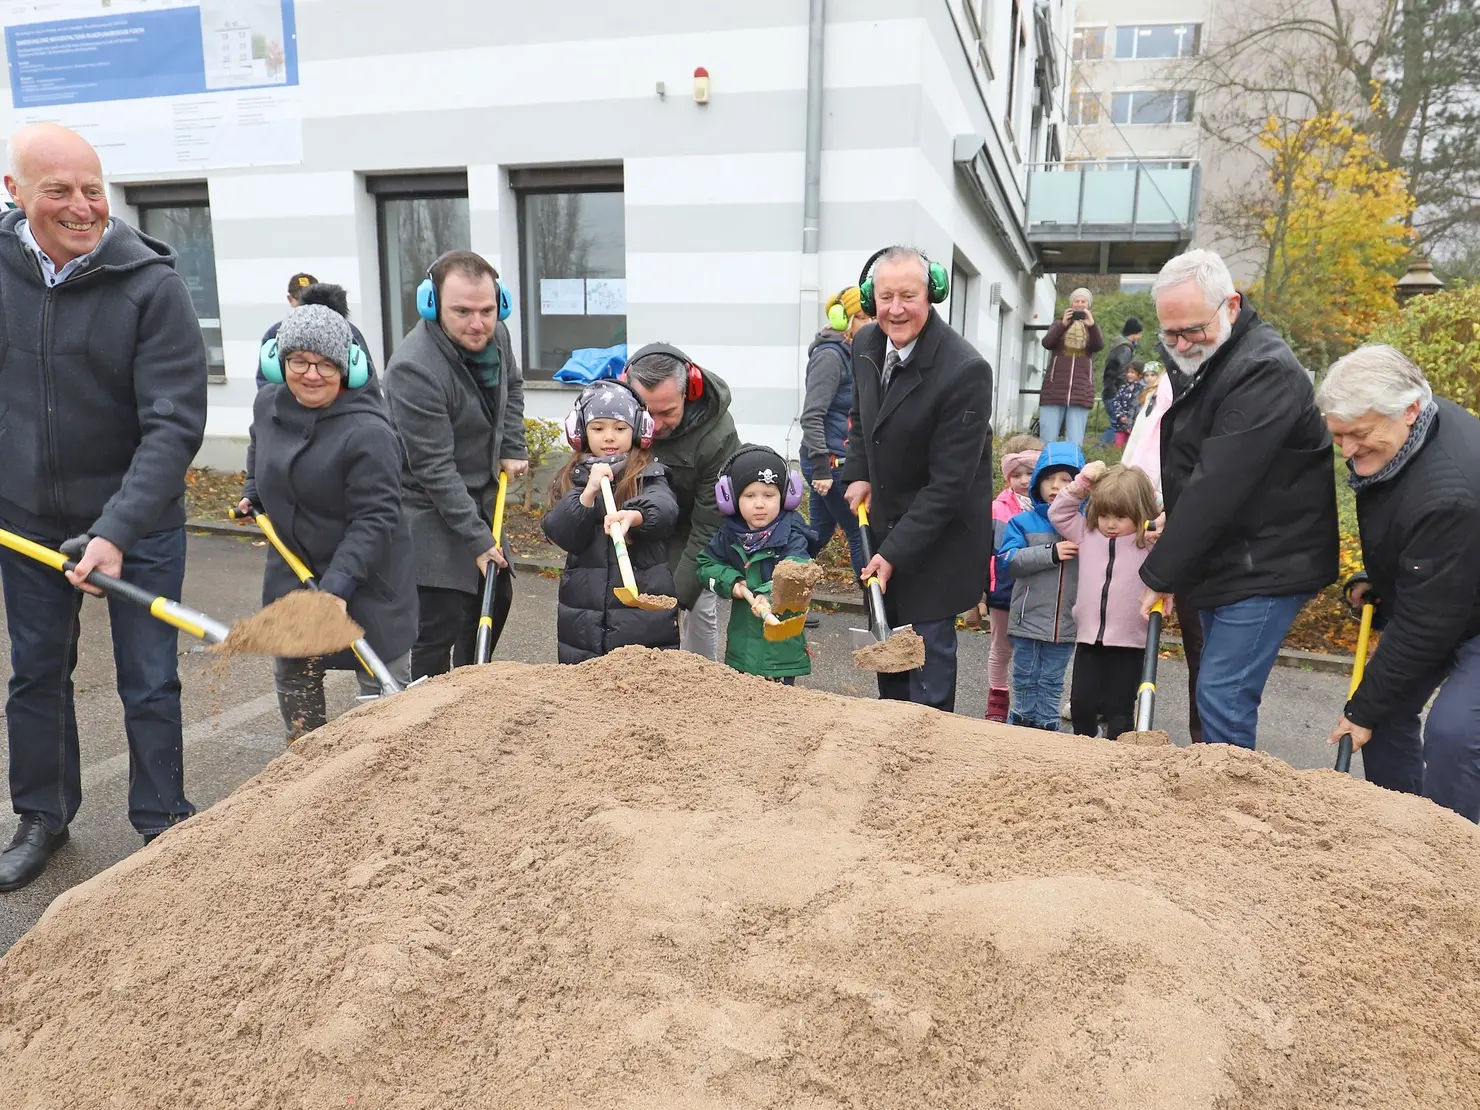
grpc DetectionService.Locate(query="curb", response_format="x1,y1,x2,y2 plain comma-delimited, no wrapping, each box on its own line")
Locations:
187,520,1358,676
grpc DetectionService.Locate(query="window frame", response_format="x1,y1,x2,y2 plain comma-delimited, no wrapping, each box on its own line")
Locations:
369,173,470,357
127,183,225,383
1070,24,1107,61
1112,22,1202,61
1109,89,1196,126
1068,90,1102,126
512,164,625,380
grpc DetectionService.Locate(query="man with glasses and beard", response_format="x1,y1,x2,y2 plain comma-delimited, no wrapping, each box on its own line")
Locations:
1137,250,1337,750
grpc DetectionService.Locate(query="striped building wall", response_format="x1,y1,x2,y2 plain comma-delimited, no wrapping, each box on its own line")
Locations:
93,0,1067,466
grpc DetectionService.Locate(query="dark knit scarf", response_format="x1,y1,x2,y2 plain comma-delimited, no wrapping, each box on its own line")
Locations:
736,522,779,553
1347,400,1438,492
462,342,501,391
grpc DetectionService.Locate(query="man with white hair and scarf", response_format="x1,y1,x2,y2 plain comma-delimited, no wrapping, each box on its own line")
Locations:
1137,250,1338,750
1320,346,1480,822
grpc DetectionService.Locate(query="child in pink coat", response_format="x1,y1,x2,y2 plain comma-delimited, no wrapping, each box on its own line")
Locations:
1048,461,1160,739
983,434,1042,722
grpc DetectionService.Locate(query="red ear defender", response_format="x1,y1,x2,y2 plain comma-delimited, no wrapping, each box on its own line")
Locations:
623,343,705,401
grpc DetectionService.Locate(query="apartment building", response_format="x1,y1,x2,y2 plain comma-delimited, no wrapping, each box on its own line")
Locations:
1,0,1107,464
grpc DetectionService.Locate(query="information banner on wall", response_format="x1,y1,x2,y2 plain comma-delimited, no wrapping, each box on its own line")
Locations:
2,0,300,174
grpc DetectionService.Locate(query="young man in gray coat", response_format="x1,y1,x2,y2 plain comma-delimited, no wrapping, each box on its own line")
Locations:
0,124,207,890
384,251,527,678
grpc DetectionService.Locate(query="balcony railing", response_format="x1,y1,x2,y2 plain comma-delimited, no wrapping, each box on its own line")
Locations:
1023,161,1201,272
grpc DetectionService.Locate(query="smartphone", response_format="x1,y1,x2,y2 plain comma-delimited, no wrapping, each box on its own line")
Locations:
1070,310,1087,321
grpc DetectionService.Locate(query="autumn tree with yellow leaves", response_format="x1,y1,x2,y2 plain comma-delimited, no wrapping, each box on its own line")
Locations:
1248,112,1415,369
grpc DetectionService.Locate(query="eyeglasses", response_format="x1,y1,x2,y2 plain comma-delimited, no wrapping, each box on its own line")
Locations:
1159,297,1228,345
285,355,342,377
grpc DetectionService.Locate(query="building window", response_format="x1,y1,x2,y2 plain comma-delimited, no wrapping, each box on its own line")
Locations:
1071,25,1106,60
512,164,625,380
948,259,971,337
1007,0,1027,131
1110,90,1195,125
128,183,224,381
1114,24,1201,60
1068,91,1102,125
369,173,471,355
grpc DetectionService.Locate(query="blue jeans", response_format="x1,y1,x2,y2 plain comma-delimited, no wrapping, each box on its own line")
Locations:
1360,635,1480,823
800,455,865,576
1009,636,1075,729
877,615,959,712
1038,404,1089,445
1196,593,1312,750
0,523,194,836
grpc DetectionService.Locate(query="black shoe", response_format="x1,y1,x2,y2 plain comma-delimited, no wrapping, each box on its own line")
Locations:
805,614,821,628
0,816,69,892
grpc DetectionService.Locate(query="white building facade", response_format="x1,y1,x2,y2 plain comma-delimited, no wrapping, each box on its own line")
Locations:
3,0,1078,466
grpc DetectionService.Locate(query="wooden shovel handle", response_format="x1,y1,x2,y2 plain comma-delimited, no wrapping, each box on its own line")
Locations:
736,583,782,626
599,476,641,596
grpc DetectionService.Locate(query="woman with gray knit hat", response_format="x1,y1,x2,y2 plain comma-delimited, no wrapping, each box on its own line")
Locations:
238,304,417,739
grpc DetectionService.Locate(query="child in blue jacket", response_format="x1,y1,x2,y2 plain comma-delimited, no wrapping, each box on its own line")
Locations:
997,441,1086,730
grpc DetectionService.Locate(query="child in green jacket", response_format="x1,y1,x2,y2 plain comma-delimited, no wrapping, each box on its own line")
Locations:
696,445,811,683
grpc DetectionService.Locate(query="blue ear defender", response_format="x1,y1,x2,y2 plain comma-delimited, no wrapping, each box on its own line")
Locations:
415,268,512,323
259,338,371,389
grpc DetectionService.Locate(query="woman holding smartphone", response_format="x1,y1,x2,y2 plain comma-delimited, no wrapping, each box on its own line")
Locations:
1038,287,1104,444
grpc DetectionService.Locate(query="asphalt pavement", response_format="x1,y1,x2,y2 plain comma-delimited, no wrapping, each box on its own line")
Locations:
0,531,1359,953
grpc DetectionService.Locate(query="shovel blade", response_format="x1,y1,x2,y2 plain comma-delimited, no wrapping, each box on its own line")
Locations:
613,586,677,612
850,626,877,651
763,614,807,641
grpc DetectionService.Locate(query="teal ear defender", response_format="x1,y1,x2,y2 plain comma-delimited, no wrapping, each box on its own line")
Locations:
857,247,950,316
259,338,370,389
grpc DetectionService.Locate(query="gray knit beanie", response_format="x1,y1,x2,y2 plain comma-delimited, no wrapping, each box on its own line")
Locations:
276,303,353,370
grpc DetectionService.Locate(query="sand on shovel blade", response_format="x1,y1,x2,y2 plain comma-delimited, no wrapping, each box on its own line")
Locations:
771,559,825,614
853,628,926,672
213,589,364,657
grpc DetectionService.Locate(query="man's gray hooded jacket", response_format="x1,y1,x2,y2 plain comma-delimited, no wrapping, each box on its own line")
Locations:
0,210,207,548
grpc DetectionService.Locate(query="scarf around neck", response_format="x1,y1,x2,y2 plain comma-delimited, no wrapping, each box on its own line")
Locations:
1347,401,1438,492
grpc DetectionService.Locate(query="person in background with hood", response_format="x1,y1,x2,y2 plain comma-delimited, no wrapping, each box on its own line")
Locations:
0,124,207,891
799,286,869,577
1098,317,1142,444
238,305,416,740
626,343,742,661
996,444,1085,730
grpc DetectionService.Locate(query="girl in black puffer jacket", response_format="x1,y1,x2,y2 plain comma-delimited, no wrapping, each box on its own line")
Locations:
542,383,680,662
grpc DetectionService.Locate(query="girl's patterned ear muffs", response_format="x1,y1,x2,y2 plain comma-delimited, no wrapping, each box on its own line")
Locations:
563,381,656,452
713,449,806,516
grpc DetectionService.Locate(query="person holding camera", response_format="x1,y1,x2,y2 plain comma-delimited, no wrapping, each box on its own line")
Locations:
1039,288,1103,444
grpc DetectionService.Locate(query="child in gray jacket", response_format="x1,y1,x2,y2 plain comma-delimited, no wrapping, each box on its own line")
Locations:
997,442,1085,729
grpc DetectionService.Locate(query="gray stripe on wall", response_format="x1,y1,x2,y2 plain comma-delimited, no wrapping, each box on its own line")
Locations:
298,0,807,61
293,83,935,175
818,200,947,254
211,215,360,259
630,303,801,347
625,203,801,253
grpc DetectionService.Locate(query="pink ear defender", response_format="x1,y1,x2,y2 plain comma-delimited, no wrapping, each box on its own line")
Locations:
563,383,656,452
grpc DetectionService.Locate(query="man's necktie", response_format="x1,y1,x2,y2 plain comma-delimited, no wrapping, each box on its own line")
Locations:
882,348,900,392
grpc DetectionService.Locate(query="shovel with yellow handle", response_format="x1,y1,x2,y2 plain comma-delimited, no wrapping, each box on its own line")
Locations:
228,504,404,695
598,474,677,611
734,583,807,642
1334,603,1375,774
0,526,232,644
474,471,513,665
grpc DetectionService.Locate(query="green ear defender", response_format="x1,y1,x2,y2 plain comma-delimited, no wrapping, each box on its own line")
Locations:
857,247,950,316
827,299,849,331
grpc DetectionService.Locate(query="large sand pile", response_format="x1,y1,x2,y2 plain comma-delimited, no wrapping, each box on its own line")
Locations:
2,649,1478,1108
